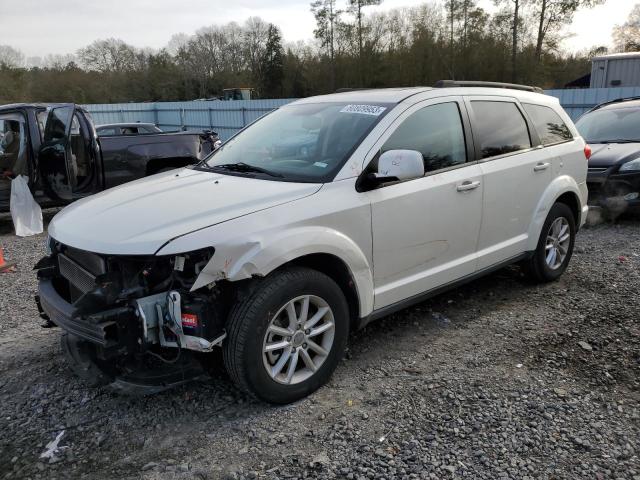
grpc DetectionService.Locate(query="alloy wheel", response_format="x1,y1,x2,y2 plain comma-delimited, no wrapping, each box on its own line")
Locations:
545,216,571,270
262,295,335,385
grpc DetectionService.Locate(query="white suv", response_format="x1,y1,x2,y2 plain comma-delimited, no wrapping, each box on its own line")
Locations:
36,82,589,403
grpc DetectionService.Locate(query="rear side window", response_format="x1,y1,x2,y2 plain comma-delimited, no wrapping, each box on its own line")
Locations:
470,101,531,158
523,103,573,145
382,102,467,173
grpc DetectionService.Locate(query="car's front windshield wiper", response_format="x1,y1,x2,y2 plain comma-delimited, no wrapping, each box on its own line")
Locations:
588,139,640,144
208,162,284,178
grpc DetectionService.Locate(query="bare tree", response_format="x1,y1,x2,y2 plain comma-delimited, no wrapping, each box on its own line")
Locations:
494,0,521,82
311,0,342,89
531,0,604,62
77,38,141,72
613,3,640,52
0,45,25,68
347,0,382,84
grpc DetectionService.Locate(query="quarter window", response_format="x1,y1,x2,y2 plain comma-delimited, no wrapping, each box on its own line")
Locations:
382,102,467,173
470,101,531,158
522,103,573,145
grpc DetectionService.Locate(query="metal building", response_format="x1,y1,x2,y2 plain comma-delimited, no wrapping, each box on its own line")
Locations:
590,52,640,88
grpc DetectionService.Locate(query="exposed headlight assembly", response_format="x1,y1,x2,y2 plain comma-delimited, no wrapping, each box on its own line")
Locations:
619,158,640,172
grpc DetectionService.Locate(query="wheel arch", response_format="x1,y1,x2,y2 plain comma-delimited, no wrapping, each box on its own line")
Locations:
282,253,361,328
526,175,583,251
162,226,375,318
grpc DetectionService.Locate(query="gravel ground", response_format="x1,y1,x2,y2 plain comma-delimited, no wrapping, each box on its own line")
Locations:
0,211,638,480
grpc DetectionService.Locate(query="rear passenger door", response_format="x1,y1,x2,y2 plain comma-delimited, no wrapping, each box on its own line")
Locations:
465,96,550,270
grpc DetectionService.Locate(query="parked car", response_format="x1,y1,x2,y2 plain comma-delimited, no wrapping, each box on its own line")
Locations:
575,97,640,216
35,82,588,402
96,123,162,136
0,103,219,212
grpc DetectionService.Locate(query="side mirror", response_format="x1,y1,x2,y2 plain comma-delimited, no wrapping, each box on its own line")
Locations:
357,149,424,192
374,149,424,182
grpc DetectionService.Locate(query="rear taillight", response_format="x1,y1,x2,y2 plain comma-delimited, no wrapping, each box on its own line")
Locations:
584,144,592,160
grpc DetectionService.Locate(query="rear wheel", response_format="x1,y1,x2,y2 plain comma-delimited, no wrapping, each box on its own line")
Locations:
223,267,349,404
523,202,576,282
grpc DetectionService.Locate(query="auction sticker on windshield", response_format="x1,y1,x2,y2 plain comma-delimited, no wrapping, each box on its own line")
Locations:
340,104,386,116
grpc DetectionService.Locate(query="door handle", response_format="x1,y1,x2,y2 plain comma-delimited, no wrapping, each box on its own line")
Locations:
534,162,550,172
456,180,481,192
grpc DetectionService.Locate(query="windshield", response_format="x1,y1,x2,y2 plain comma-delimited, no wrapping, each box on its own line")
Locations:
203,102,391,182
575,107,640,143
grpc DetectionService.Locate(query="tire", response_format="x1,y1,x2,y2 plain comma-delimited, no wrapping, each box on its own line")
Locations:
523,202,576,283
223,267,349,404
60,332,114,387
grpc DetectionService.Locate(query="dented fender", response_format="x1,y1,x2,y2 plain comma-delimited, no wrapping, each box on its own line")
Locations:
526,175,585,252
157,225,375,317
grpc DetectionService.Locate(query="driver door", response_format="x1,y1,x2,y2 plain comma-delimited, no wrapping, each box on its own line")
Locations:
39,105,99,203
39,105,75,201
364,98,484,310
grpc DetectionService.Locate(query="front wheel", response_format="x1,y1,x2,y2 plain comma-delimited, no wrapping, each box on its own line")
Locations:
523,202,576,282
223,267,349,404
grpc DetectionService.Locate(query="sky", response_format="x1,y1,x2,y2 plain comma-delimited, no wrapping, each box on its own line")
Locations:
0,0,636,59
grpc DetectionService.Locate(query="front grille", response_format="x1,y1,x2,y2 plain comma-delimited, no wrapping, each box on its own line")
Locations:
58,254,97,294
64,247,106,276
588,167,608,173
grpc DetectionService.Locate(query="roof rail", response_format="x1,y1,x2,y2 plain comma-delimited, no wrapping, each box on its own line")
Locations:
334,88,374,93
434,80,544,94
586,96,640,113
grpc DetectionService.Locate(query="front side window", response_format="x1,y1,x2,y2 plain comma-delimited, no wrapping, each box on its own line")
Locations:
470,101,532,158
204,102,390,182
381,102,467,173
69,113,92,188
0,113,29,184
575,106,640,143
97,127,120,136
523,103,573,145
36,110,48,141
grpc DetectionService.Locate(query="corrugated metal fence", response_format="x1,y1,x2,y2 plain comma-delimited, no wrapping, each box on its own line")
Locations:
545,87,640,120
84,99,295,140
83,88,640,138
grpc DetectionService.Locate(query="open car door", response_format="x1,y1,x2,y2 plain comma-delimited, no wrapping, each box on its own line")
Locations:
39,104,75,202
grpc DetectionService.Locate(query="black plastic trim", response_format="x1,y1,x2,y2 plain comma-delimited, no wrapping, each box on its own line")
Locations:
38,279,112,346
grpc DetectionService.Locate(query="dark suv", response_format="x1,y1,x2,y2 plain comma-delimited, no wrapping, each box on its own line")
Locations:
576,97,640,215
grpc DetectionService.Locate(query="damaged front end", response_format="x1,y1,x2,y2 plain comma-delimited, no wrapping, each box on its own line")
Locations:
35,239,228,394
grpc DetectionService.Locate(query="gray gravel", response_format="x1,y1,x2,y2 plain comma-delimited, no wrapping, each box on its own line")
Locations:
0,211,638,480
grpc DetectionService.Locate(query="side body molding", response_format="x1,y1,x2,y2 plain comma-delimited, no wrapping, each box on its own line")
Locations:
525,174,584,252
157,226,375,318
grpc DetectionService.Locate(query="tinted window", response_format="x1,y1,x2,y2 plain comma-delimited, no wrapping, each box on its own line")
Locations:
470,101,531,158
44,107,72,141
97,127,119,136
382,102,467,173
575,107,640,143
523,103,572,145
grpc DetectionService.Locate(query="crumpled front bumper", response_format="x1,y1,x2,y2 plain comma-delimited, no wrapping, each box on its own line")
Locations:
37,278,118,346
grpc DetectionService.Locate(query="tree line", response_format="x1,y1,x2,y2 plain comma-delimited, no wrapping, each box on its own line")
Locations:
0,0,636,104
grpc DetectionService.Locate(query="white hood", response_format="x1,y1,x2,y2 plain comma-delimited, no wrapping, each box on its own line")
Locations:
48,168,321,255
